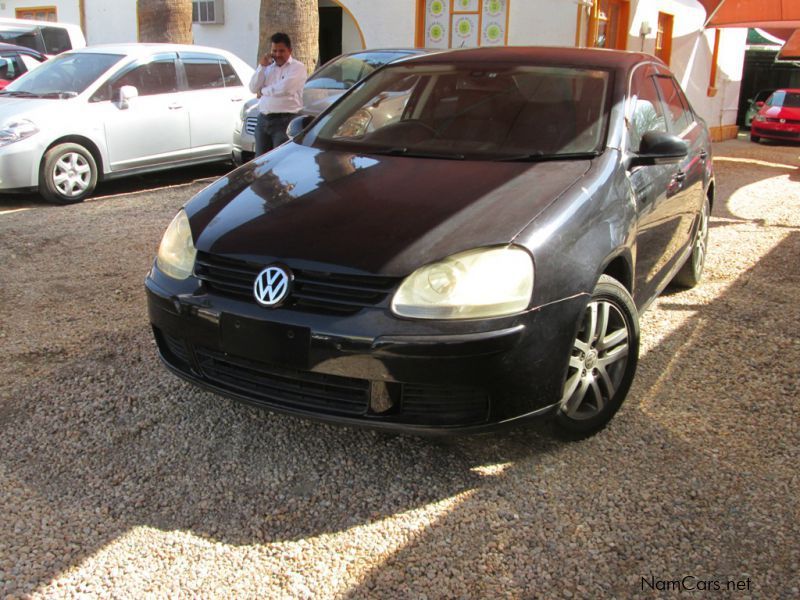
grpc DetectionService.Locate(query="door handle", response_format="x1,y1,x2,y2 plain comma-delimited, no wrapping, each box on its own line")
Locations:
230,97,244,102
168,103,183,110
674,171,686,182
699,150,708,160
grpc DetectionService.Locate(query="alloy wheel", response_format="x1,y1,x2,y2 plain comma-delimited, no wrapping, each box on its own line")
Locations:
560,299,630,420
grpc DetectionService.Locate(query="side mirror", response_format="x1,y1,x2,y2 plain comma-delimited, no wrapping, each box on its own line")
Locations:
755,101,765,108
627,131,688,168
118,85,138,109
286,114,315,139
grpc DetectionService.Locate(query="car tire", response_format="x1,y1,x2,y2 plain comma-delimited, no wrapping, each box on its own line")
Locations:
672,196,710,288
750,134,760,143
554,275,640,437
39,143,98,204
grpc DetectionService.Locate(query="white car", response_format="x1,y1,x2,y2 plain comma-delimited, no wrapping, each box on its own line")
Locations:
0,43,253,204
232,49,430,164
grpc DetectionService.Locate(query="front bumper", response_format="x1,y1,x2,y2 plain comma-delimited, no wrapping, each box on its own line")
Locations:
0,135,44,190
146,267,586,434
751,121,800,141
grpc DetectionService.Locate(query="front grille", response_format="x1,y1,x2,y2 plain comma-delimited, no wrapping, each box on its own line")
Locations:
765,117,800,125
245,116,258,135
194,346,370,416
402,384,489,425
194,251,400,315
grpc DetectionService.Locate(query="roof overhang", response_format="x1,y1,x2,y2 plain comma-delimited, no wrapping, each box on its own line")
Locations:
697,0,800,61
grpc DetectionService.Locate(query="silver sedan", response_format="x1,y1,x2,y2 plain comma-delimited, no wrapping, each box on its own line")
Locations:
0,43,254,204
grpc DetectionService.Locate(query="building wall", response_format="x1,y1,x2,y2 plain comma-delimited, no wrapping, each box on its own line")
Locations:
508,0,576,46
629,0,745,137
0,0,746,134
192,0,258,63
84,0,136,45
0,0,80,26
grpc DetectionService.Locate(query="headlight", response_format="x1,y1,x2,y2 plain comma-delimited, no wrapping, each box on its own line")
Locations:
391,246,533,319
755,114,766,122
156,209,197,280
0,119,39,148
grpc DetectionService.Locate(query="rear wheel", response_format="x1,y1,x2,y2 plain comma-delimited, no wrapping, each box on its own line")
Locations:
39,143,98,204
554,275,640,437
672,196,710,288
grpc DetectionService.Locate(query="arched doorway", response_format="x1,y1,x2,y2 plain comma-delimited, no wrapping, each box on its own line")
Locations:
318,0,365,64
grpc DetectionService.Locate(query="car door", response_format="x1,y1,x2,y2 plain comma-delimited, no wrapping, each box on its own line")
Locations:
627,64,682,306
89,53,191,171
651,71,707,285
177,52,248,158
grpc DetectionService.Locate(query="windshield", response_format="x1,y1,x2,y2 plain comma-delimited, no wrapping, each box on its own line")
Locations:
2,52,123,97
767,91,800,108
303,63,611,160
306,51,414,91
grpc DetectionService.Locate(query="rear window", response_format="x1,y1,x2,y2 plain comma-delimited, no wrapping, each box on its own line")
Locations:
181,53,242,89
0,26,45,53
40,26,71,54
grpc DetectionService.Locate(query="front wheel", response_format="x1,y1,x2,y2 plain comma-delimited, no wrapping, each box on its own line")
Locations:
672,196,710,288
39,143,98,204
554,275,640,437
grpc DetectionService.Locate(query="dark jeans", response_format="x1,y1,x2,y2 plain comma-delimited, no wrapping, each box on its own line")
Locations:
255,112,296,156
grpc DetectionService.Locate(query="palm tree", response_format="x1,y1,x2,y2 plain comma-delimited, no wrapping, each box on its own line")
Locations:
257,0,319,74
137,0,193,44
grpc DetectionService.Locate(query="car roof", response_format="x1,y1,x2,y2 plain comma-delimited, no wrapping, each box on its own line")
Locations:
0,17,83,32
771,88,800,93
73,43,240,60
0,41,46,57
402,46,663,71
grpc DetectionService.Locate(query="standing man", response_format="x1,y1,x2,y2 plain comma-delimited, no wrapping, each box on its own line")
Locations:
249,32,307,156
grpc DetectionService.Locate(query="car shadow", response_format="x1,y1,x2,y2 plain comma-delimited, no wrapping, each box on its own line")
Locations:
0,162,233,211
1,141,798,596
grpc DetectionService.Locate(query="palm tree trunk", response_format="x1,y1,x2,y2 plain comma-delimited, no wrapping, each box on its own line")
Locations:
258,0,319,74
138,0,193,44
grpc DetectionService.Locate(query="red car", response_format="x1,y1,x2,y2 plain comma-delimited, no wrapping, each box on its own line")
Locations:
750,88,800,143
0,42,46,90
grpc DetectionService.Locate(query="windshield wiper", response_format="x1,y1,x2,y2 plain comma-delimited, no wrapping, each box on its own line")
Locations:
0,90,41,98
494,151,601,162
37,91,78,99
369,147,466,160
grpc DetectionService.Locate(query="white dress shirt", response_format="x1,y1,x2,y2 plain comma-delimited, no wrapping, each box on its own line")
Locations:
249,56,306,115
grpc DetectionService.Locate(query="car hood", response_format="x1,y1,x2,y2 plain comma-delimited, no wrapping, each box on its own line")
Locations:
763,105,800,120
0,96,54,121
187,143,591,276
301,88,344,116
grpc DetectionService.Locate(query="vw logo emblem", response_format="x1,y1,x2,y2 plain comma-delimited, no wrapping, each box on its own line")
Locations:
253,265,291,307
780,118,786,124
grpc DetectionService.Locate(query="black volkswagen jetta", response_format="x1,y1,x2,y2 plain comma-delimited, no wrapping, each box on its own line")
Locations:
146,47,713,436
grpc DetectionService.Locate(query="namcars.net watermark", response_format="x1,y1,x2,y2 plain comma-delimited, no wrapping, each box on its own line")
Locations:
642,575,752,593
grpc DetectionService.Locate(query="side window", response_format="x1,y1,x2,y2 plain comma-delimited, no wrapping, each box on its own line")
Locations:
0,55,22,80
654,76,693,134
183,56,225,90
628,67,667,151
220,60,242,87
92,58,179,102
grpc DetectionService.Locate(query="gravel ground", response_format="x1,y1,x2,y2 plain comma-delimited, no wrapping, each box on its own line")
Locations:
1,137,798,598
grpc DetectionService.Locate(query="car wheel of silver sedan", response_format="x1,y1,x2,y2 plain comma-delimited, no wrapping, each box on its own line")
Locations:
39,143,98,205
555,274,640,436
